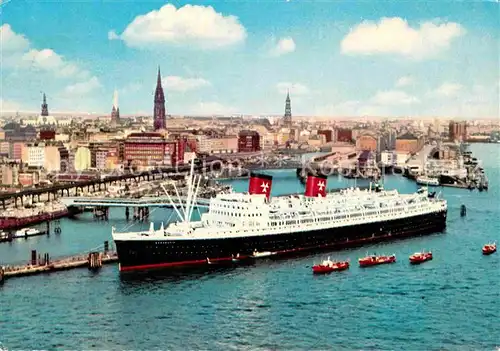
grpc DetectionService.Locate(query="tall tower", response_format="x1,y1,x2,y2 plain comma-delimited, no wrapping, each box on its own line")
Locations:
111,89,120,122
283,90,292,128
41,93,49,116
153,66,166,131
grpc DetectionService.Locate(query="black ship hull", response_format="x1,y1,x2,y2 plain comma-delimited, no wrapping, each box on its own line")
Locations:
115,210,447,272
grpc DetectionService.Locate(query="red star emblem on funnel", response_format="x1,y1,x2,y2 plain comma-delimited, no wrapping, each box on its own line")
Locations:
261,182,269,193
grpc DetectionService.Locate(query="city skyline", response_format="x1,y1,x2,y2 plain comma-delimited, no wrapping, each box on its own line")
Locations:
0,1,498,118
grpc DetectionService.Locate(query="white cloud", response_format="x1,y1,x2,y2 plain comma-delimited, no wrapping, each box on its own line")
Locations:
164,76,211,92
433,82,463,97
1,24,89,79
270,37,296,56
107,30,119,40
21,49,86,78
110,4,246,49
0,98,21,112
276,82,310,95
341,17,465,59
370,90,420,105
191,101,237,115
63,77,102,95
0,24,29,52
395,76,414,87
429,83,498,118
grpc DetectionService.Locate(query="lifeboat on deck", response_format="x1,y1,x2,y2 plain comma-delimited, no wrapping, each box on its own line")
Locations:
358,254,396,267
409,251,433,264
312,257,350,274
482,243,497,255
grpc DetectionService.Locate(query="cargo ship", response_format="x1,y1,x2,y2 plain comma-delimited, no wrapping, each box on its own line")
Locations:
112,160,448,272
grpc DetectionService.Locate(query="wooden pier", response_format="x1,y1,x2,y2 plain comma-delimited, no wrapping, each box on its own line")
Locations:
0,242,118,282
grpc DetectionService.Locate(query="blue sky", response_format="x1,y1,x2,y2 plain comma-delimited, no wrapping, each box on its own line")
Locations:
0,0,498,118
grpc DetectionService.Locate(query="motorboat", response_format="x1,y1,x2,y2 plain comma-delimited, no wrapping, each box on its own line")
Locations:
312,257,349,274
409,251,433,264
482,243,496,255
416,176,440,186
13,228,42,239
0,231,12,243
358,254,396,267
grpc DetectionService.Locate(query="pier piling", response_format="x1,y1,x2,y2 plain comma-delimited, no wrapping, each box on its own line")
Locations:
88,252,103,270
460,204,467,217
31,250,37,266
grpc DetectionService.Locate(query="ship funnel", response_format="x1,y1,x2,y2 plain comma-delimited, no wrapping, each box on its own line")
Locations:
305,173,327,197
248,172,273,200
149,222,154,232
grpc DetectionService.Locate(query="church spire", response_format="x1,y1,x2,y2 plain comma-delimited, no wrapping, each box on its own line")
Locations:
41,92,49,116
111,89,120,122
283,90,292,128
153,65,166,130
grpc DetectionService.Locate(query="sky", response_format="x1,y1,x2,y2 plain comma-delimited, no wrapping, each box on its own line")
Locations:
0,0,498,118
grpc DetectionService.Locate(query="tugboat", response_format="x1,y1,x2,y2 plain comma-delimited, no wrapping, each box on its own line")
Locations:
358,254,396,267
409,251,433,264
482,243,497,255
312,257,350,274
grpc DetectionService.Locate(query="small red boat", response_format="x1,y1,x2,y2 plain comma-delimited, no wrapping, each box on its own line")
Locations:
358,254,396,267
312,257,350,274
482,243,496,255
409,251,433,264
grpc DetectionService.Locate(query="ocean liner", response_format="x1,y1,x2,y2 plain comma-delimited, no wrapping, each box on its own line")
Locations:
112,160,447,272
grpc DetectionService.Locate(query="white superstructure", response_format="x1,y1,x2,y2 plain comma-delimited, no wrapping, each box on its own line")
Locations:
112,160,447,242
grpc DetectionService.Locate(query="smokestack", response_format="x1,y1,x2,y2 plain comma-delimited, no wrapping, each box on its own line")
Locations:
305,174,327,197
248,173,273,200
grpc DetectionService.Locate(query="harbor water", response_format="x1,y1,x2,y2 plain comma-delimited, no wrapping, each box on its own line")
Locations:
1,144,499,350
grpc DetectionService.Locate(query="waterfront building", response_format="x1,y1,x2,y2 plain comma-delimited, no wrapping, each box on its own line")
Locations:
449,121,467,142
0,162,20,186
18,170,39,187
123,132,181,167
153,67,166,131
21,143,45,168
395,132,424,154
10,142,24,161
44,145,61,172
74,147,92,171
380,150,395,167
2,122,37,142
208,136,238,154
355,133,378,151
58,145,70,172
238,130,260,152
318,129,333,143
335,128,353,143
0,142,9,158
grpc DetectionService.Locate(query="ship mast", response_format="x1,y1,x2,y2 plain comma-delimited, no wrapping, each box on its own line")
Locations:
161,157,201,225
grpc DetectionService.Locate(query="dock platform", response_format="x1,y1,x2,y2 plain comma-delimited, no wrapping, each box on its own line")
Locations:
1,251,118,281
